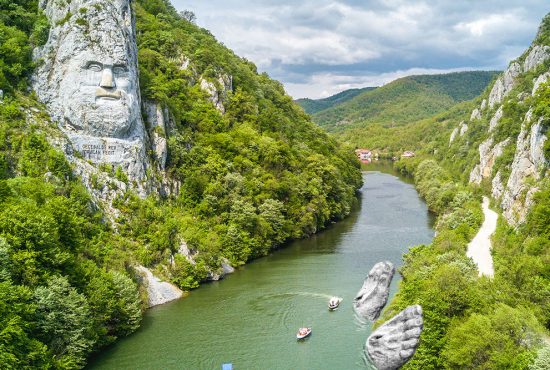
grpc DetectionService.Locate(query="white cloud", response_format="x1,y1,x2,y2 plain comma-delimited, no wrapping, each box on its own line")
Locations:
286,66,491,99
172,0,547,98
455,14,519,37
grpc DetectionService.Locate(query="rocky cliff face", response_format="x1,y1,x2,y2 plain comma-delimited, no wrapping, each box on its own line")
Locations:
34,0,151,195
458,23,550,225
500,117,547,224
31,0,186,305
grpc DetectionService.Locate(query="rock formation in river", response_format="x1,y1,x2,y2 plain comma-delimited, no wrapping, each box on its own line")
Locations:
33,0,151,194
353,261,395,321
366,305,424,370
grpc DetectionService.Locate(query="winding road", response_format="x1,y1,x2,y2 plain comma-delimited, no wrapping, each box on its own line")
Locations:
466,196,497,277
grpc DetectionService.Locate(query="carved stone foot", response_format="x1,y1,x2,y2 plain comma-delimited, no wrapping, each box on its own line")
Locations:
366,305,423,370
353,261,395,321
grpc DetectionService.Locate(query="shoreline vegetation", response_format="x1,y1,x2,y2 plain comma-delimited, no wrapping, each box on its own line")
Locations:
0,1,548,369
0,0,361,367
380,156,549,369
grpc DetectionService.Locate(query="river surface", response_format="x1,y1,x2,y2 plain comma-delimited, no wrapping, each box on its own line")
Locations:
88,163,434,370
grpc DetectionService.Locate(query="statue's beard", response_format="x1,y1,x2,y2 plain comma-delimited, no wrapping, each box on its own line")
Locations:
63,92,139,138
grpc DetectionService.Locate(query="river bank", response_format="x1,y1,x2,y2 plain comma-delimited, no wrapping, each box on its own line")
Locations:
88,166,434,369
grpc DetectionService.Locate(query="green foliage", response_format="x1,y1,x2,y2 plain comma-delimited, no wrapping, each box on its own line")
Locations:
534,13,550,46
382,154,548,369
0,281,49,368
443,304,542,369
127,0,362,279
533,82,550,159
493,99,528,143
33,275,95,367
0,0,49,93
530,346,550,370
0,95,144,367
311,71,498,132
295,87,376,114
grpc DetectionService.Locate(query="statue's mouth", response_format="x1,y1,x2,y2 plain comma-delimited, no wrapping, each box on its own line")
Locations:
96,88,122,100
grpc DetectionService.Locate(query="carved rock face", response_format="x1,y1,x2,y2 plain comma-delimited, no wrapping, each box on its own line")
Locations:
37,0,140,138
354,261,395,321
366,305,423,370
34,0,149,184
60,47,139,138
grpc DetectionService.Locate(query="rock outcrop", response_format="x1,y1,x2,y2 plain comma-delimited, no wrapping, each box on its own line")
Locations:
199,75,233,113
469,138,510,184
207,260,236,281
459,121,469,136
143,100,174,171
501,117,547,224
470,108,481,121
488,62,521,108
353,261,395,321
449,121,468,144
449,127,458,144
533,72,550,96
135,265,183,307
489,105,504,132
467,29,549,225
33,0,151,190
172,241,235,281
366,305,424,370
523,45,550,72
491,171,505,199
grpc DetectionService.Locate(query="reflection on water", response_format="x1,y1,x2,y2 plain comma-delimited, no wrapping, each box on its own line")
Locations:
88,163,434,370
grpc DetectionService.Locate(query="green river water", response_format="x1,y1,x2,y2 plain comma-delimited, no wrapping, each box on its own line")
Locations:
88,163,434,370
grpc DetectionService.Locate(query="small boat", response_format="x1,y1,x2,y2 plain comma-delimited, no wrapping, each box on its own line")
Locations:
328,297,341,310
296,327,312,339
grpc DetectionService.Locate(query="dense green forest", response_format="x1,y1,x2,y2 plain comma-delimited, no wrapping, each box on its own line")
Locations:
131,0,361,276
309,71,498,133
0,0,361,367
369,14,550,369
295,86,376,114
339,100,476,156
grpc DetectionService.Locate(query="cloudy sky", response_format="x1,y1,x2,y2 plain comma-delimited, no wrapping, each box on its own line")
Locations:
172,0,548,99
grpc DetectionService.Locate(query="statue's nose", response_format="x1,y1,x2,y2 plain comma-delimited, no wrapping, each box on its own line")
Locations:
100,68,115,88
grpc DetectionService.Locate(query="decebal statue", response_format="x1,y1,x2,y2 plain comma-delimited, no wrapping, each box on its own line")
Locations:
33,0,149,185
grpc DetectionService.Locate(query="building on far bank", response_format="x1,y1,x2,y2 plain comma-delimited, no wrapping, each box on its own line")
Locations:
355,149,372,163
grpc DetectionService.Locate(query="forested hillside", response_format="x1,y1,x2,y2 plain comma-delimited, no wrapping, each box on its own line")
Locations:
132,0,361,271
295,86,376,114
371,13,550,369
0,0,361,367
311,71,498,132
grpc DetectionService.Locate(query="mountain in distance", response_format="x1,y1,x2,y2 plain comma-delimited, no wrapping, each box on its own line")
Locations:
309,71,499,132
295,86,376,114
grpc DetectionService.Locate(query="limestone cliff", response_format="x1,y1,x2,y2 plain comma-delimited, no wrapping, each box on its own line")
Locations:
34,0,152,197
453,15,550,225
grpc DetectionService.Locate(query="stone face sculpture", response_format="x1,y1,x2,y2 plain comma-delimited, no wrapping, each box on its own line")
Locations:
354,261,395,321
34,0,149,184
366,305,423,370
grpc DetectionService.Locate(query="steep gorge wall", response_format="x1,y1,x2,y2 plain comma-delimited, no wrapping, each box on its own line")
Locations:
453,37,550,225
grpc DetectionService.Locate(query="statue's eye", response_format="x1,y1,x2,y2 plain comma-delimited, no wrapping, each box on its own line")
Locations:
113,65,128,74
87,62,103,72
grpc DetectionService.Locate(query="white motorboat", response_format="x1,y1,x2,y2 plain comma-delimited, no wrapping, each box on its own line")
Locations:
328,297,341,310
296,327,312,339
